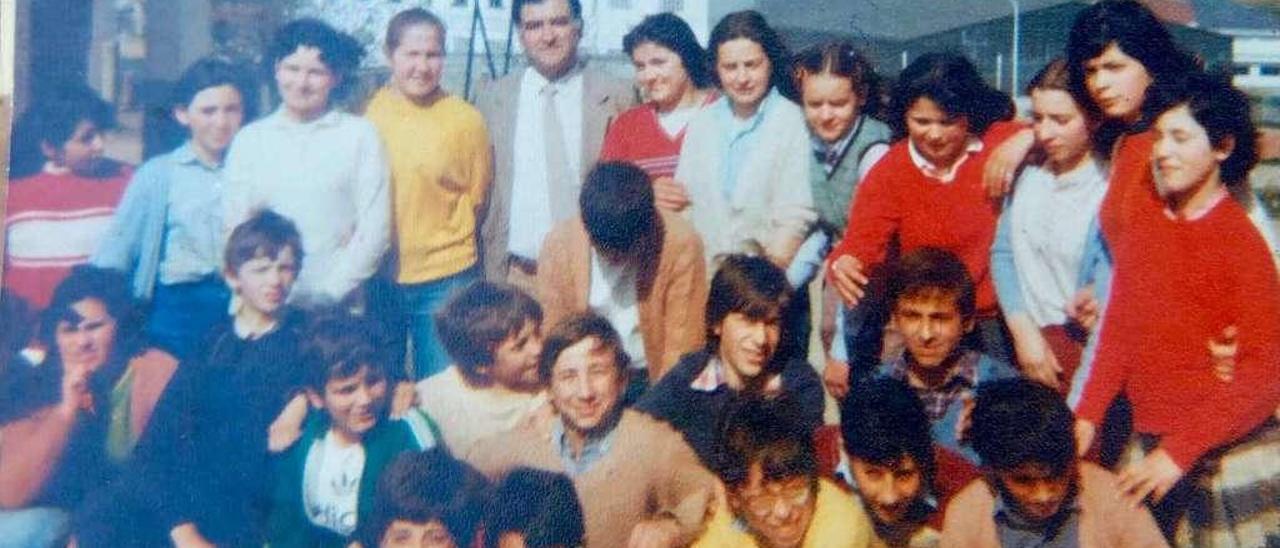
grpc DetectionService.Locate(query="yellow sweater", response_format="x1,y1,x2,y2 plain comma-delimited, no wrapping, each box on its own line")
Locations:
364,88,492,283
694,479,875,548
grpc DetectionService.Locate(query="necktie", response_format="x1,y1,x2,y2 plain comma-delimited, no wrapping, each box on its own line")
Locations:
542,83,573,220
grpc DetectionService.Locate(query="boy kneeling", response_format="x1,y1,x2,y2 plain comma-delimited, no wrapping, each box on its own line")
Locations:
268,314,439,547
941,379,1165,546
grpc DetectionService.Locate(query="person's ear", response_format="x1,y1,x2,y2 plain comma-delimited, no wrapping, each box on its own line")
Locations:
306,388,325,409
962,317,976,335
39,139,60,162
1214,135,1236,163
173,106,191,128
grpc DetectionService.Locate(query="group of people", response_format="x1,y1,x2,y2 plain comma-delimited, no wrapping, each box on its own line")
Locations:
2,0,1278,546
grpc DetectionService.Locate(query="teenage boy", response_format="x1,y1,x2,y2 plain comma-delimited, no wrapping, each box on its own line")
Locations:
415,280,547,456
4,85,132,308
840,377,946,547
693,398,874,548
941,378,1166,546
870,247,1017,464
637,254,824,468
267,314,439,547
465,313,715,548
356,449,489,548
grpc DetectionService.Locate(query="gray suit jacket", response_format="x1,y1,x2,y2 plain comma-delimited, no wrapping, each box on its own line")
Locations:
474,62,636,281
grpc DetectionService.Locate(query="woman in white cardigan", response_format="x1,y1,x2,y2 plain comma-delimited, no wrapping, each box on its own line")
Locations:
673,10,814,269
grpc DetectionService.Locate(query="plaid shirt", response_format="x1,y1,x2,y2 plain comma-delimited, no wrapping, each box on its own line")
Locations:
885,350,980,421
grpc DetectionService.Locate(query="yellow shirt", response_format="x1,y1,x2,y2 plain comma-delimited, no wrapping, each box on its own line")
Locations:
694,478,875,548
364,88,492,283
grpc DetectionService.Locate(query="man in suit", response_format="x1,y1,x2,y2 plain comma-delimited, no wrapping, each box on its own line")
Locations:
474,0,635,291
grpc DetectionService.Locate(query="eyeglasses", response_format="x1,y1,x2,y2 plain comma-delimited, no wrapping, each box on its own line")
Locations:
738,480,814,517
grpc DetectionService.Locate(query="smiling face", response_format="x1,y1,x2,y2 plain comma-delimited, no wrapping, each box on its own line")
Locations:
802,72,862,144
54,298,118,374
716,38,772,117
631,41,694,112
313,363,389,445
892,293,971,369
729,464,817,548
388,23,446,103
994,462,1073,524
1083,43,1153,124
1030,88,1093,174
1151,103,1229,211
175,84,245,164
905,97,971,171
226,246,298,321
488,320,543,390
851,456,925,526
275,45,337,121
518,0,581,80
548,337,625,437
715,311,781,389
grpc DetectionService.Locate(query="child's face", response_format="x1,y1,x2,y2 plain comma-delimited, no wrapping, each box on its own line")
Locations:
1152,103,1228,205
226,246,298,319
993,462,1073,524
850,456,924,525
46,120,105,174
714,311,782,387
489,320,542,390
316,364,389,444
892,293,971,368
175,84,244,161
380,518,456,548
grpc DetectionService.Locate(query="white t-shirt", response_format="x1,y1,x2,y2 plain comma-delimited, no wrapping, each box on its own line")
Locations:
588,250,646,372
302,433,366,536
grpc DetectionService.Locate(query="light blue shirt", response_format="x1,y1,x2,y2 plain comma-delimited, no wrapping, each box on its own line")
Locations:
715,89,781,199
158,144,224,285
552,415,619,477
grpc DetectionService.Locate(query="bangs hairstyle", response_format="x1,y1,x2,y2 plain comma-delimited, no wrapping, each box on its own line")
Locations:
970,378,1075,474
889,247,976,320
580,161,657,255
485,468,585,548
40,266,143,361
1148,71,1258,189
706,254,791,348
840,376,936,484
358,449,489,548
1065,0,1197,124
708,10,796,101
1026,58,1071,95
385,8,447,54
792,40,886,120
435,281,543,381
887,52,1013,140
715,397,818,488
224,209,304,274
300,312,391,392
170,57,258,120
623,12,711,89
9,84,116,178
266,18,365,102
538,313,629,384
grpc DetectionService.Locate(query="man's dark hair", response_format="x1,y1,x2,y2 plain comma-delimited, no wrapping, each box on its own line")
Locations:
716,397,818,489
888,247,976,321
300,312,393,393
9,84,117,178
580,161,658,257
623,12,711,89
511,0,582,24
887,52,1013,141
538,313,629,384
706,254,792,349
40,266,144,362
840,376,936,485
708,10,795,100
265,18,365,103
358,449,489,547
224,209,305,275
970,378,1076,474
1148,71,1257,189
435,281,543,382
485,468,585,548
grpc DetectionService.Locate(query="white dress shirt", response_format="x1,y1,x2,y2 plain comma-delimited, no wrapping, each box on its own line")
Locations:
508,67,585,261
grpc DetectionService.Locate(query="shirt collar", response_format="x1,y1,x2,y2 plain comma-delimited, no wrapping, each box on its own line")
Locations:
172,141,223,170
907,135,984,183
525,62,585,92
811,116,863,160
690,356,785,394
716,88,779,136
266,106,342,129
552,414,618,476
887,350,980,390
992,486,1081,536
1162,185,1228,222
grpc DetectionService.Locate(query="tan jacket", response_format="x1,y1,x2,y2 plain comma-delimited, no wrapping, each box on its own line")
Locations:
940,463,1169,548
465,409,716,548
536,211,707,381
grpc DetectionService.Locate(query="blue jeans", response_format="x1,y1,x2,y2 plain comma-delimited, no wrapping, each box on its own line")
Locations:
146,276,230,360
0,507,69,548
401,266,480,379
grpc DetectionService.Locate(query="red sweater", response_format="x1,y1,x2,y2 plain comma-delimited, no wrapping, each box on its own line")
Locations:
1076,132,1280,469
599,96,715,180
3,166,131,307
827,121,1022,317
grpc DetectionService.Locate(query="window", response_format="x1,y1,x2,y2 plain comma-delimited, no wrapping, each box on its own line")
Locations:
491,0,502,6
1262,64,1280,76
1233,63,1252,76
661,0,684,10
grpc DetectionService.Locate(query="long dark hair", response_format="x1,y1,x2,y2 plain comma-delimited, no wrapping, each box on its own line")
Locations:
887,52,1013,140
708,10,796,101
